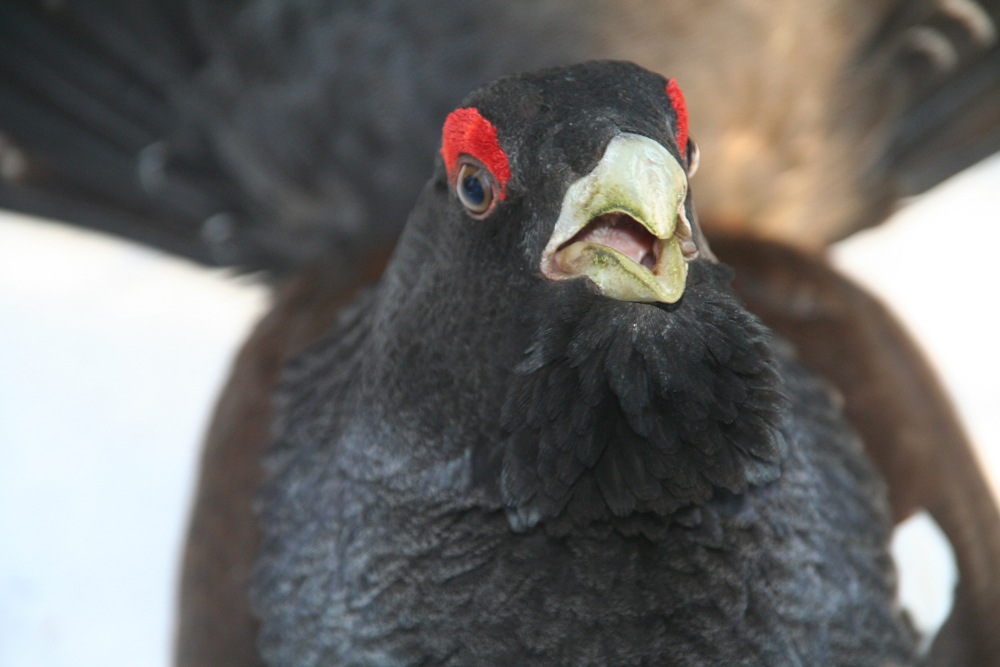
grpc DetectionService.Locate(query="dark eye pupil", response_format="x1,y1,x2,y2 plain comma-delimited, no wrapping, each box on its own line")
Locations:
456,162,494,215
461,173,486,205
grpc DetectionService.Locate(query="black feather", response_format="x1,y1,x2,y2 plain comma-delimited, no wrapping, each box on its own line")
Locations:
253,62,918,666
499,261,790,526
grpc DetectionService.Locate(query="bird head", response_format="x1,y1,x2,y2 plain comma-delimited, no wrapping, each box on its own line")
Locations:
333,61,789,531
439,63,702,305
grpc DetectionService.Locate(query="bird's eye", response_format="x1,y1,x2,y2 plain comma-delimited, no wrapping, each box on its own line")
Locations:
456,162,494,215
686,137,700,177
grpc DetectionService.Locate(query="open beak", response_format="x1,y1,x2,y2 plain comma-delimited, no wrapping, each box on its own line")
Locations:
540,133,698,303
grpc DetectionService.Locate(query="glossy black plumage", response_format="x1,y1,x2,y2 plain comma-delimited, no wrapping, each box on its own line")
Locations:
251,62,917,666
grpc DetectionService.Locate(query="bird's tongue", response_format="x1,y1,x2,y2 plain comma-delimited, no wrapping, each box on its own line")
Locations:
562,212,656,269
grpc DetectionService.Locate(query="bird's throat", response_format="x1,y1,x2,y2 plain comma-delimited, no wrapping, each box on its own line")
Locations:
494,260,791,531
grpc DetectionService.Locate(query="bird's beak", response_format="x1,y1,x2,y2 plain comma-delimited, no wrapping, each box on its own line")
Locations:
540,133,698,303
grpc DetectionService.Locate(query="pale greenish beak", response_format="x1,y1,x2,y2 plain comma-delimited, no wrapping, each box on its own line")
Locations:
540,133,697,303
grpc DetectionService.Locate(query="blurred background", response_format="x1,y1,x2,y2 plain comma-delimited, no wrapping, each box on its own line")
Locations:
0,151,998,666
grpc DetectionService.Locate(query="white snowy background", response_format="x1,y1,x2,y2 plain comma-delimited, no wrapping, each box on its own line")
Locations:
1,152,998,666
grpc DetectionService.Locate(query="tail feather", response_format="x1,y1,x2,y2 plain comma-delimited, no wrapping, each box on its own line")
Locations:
889,48,1000,194
0,0,251,266
0,0,588,271
849,0,1000,233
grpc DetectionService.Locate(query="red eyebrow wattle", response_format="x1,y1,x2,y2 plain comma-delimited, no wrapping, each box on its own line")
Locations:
665,79,689,159
440,107,511,200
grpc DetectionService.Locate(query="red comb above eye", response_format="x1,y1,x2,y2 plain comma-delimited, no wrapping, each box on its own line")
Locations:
441,107,511,200
665,79,689,159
